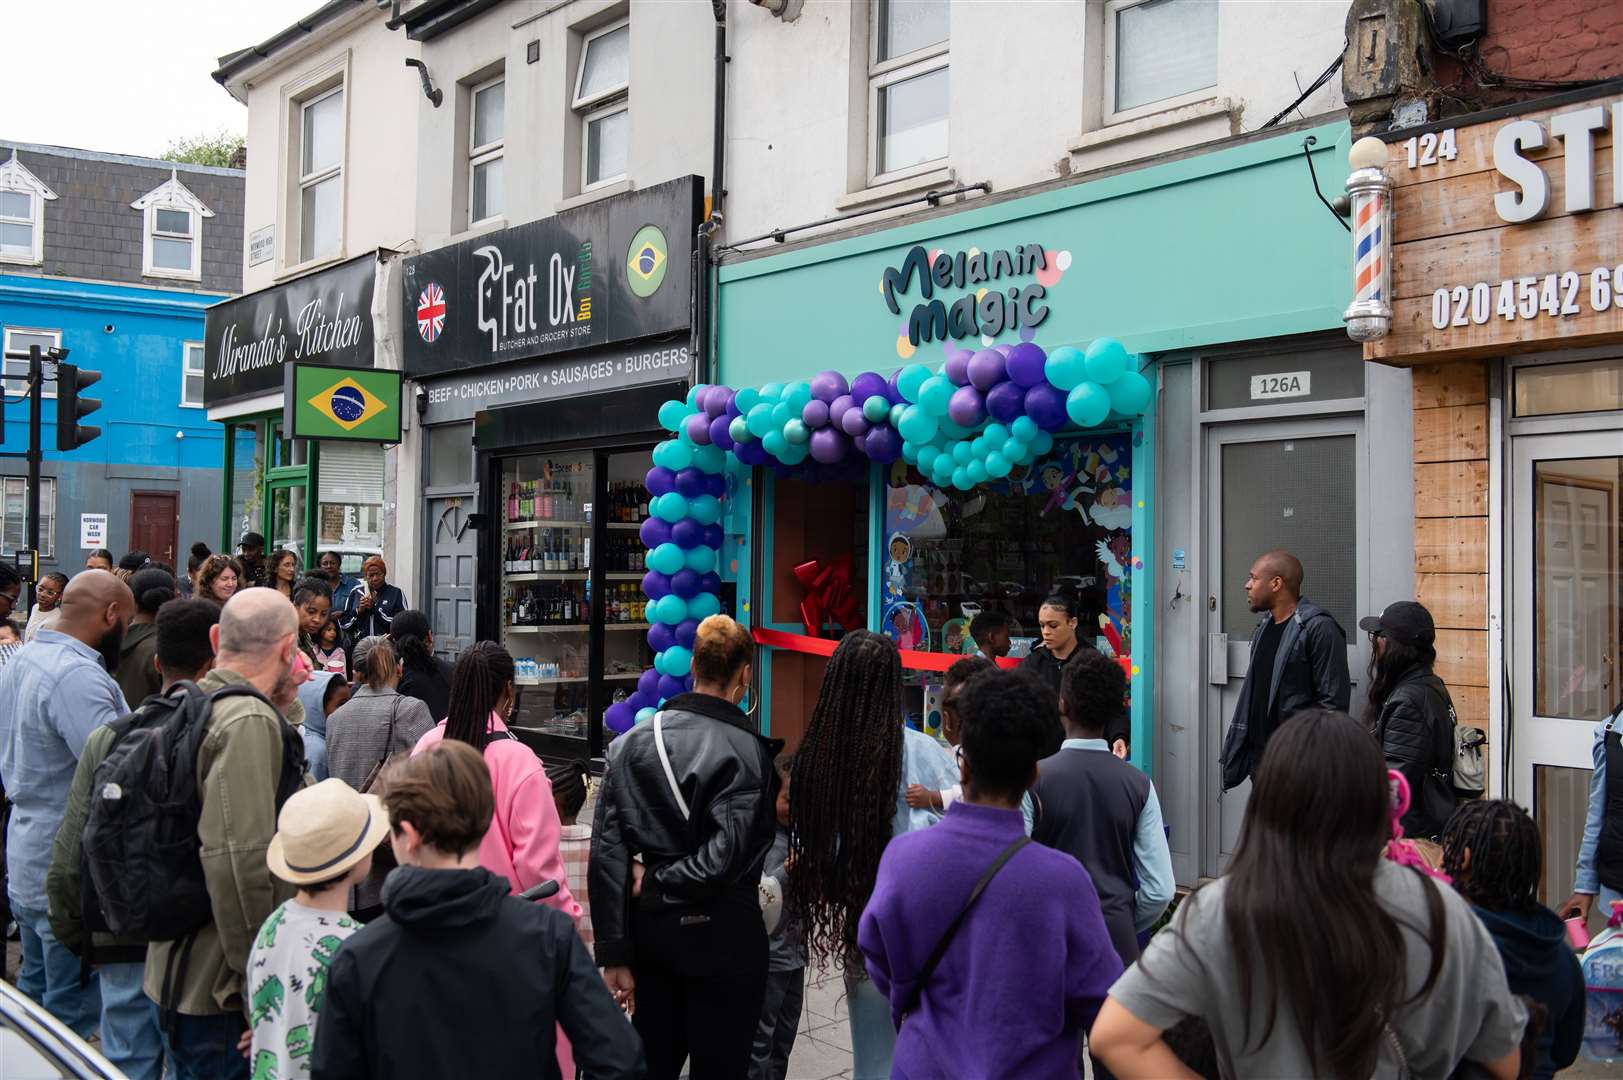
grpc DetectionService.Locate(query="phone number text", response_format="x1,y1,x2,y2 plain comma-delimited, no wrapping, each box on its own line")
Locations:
1431,266,1623,330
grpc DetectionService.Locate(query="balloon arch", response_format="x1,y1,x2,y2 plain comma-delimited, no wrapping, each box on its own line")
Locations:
605,337,1152,734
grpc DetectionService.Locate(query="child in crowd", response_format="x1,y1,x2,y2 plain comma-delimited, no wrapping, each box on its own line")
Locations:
1442,799,1584,1080
314,617,347,676
906,656,991,812
23,571,67,642
248,779,390,1080
550,759,594,947
752,755,807,1080
0,620,19,645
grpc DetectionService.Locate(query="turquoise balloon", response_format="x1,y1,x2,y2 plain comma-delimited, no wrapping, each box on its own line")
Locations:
688,494,722,526
951,440,974,465
1084,338,1129,385
685,386,703,408
898,405,938,443
692,444,725,473
746,403,776,437
970,437,988,457
967,459,989,484
1003,436,1028,460
931,453,955,481
1011,440,1035,464
687,593,722,620
1011,416,1038,442
771,402,793,428
1045,345,1087,391
658,400,689,433
783,419,810,444
762,430,789,457
897,363,932,402
784,381,813,410
663,646,693,676
779,442,809,465
760,382,784,400
653,651,668,676
729,416,754,444
656,595,687,625
684,545,717,573
649,543,684,575
863,395,891,423
1109,370,1152,415
901,440,919,463
1030,430,1055,455
635,707,656,725
652,439,694,471
889,403,908,428
983,422,1010,445
734,387,761,413
939,417,974,439
655,493,688,523
986,451,1012,478
951,466,973,490
917,445,940,473
1067,382,1112,428
918,376,953,416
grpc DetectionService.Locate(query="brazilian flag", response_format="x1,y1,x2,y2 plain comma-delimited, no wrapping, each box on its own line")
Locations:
288,365,402,442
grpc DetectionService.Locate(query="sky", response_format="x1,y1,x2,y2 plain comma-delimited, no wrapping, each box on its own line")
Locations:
7,1,326,160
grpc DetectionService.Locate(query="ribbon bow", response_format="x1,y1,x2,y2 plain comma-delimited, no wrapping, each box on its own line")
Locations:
794,555,860,639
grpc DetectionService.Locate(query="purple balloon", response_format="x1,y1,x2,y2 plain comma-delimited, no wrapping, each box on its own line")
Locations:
704,474,726,498
708,414,734,450
605,702,635,735
626,690,654,712
850,371,888,404
802,399,830,428
702,386,731,418
642,570,673,600
992,343,1014,358
1024,383,1069,431
638,668,661,696
645,466,676,497
948,385,987,427
670,518,703,549
886,369,907,405
810,427,850,464
648,623,676,653
968,349,1007,391
675,618,700,648
840,408,872,437
674,467,705,499
701,525,724,549
671,568,702,599
684,413,711,445
640,517,673,548
828,394,855,429
684,674,695,691
810,370,849,403
1006,342,1047,387
735,440,769,467
986,380,1026,422
699,571,721,594
864,425,903,464
945,351,971,386
658,674,687,699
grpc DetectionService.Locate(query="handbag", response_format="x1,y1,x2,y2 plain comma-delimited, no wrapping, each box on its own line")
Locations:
359,695,402,794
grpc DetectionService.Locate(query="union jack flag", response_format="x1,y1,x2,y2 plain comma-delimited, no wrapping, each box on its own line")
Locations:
416,282,446,343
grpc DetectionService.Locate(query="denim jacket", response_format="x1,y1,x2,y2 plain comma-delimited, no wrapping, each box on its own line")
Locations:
1575,705,1623,895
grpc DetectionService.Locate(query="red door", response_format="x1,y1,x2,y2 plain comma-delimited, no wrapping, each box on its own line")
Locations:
129,492,179,568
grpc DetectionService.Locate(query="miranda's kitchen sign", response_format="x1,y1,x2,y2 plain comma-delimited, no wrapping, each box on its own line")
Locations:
203,253,377,406
882,242,1052,346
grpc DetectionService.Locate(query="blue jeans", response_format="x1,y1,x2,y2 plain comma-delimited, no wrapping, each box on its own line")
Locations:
12,901,100,1038
159,1010,249,1080
98,962,165,1080
844,972,895,1080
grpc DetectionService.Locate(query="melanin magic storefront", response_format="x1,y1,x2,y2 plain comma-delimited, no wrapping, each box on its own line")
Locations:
624,119,1425,887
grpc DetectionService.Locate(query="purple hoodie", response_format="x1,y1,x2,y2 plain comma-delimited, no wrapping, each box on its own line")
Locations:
859,801,1123,1079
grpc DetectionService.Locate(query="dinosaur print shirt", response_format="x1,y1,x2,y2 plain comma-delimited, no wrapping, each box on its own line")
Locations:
248,900,361,1080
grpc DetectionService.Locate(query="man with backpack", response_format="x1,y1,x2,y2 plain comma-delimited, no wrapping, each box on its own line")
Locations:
130,588,310,1079
0,569,133,1038
48,597,221,1080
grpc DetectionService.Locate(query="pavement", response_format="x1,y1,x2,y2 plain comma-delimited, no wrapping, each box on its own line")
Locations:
785,966,855,1080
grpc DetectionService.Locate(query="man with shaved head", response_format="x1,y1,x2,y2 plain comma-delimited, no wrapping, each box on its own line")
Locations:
1219,550,1350,790
143,587,312,1079
0,569,133,1036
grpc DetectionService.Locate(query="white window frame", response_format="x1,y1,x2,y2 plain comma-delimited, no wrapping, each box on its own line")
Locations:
1102,0,1220,126
573,19,631,192
0,153,57,267
145,205,201,280
2,327,60,401
468,74,506,226
181,341,205,408
0,475,56,558
297,83,346,265
866,0,950,186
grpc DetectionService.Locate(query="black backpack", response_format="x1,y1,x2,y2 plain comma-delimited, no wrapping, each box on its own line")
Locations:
81,680,306,943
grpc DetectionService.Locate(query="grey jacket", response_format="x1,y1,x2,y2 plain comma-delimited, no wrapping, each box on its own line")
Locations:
1220,598,1350,790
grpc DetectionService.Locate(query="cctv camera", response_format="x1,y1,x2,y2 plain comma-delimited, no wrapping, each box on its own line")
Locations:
103,325,114,334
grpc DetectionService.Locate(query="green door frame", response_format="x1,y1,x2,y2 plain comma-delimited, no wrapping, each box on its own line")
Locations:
219,411,321,561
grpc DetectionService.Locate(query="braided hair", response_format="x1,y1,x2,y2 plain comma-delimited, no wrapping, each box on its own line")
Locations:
1441,799,1542,914
444,641,515,752
788,629,905,970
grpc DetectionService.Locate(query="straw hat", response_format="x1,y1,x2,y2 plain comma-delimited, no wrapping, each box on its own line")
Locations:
266,779,392,886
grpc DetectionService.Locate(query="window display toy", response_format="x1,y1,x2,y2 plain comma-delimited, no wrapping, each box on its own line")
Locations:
883,600,928,651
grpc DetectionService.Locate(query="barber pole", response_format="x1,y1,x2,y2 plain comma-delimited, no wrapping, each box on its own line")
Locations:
1343,136,1394,342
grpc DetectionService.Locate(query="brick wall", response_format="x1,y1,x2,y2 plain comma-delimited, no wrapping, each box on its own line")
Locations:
1433,0,1623,111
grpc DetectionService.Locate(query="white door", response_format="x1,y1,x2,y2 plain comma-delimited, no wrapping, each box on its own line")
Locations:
1203,418,1367,877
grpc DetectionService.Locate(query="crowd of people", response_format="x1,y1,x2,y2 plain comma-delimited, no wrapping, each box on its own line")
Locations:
0,541,1608,1080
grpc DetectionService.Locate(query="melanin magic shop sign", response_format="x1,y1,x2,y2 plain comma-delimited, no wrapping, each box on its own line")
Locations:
882,242,1053,347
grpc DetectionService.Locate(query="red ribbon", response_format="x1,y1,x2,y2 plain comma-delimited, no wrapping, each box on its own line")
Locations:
793,556,861,639
752,626,1021,673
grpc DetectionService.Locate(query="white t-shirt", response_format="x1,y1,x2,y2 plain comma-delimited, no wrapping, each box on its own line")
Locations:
247,900,362,1080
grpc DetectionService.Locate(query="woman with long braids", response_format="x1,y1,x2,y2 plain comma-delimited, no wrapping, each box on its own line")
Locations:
1093,710,1526,1079
390,608,454,722
1360,600,1458,843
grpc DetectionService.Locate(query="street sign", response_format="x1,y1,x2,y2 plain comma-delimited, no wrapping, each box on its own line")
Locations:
80,513,107,549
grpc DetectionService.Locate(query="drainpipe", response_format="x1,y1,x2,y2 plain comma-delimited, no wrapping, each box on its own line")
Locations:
690,0,728,389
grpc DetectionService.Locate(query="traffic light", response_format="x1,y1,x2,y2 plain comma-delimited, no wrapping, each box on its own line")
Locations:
55,363,102,451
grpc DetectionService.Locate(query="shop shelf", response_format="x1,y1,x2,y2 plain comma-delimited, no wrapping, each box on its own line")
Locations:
515,676,589,686
505,519,591,531
504,624,591,633
604,623,651,631
505,571,589,582
603,672,643,680
605,522,646,530
604,572,644,581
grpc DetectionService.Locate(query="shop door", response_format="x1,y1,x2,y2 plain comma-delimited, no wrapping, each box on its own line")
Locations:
1202,418,1366,878
427,494,477,663
1511,432,1622,908
129,492,178,568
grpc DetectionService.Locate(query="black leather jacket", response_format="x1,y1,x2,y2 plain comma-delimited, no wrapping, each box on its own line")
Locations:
1373,666,1458,839
589,692,782,967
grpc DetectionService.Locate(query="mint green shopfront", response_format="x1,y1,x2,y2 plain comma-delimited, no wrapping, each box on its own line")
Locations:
708,119,1414,884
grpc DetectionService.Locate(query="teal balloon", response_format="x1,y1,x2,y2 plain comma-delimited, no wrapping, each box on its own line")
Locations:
655,494,689,523
951,467,974,490
931,454,955,482
760,382,784,400
1011,416,1038,442
635,707,656,726
970,436,988,457
889,403,907,428
863,395,891,423
657,400,689,432
762,430,789,457
1109,370,1152,415
986,451,1012,478
746,403,776,438
684,545,717,573
771,403,792,428
784,381,813,410
1067,382,1112,428
898,405,939,444
688,494,721,526
897,363,932,402
687,593,722,620
734,387,761,413
655,595,687,625
983,422,1010,445
1045,345,1087,391
783,419,810,444
967,459,989,484
685,386,703,408
692,444,725,473
1011,440,1035,465
1030,430,1055,455
918,376,953,416
1084,338,1129,385
951,440,974,465
649,543,684,575
917,445,940,473
729,416,754,444
652,651,668,675
1003,436,1028,460
779,442,809,465
663,646,693,676
652,439,694,471
939,417,974,439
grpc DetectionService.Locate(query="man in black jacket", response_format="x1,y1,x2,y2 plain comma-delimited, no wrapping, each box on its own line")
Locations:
1220,551,1350,790
312,741,642,1080
1362,600,1458,840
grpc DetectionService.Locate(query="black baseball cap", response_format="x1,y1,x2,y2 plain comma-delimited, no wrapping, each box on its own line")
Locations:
1358,601,1435,648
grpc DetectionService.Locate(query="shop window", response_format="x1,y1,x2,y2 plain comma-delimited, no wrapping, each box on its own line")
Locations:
1514,358,1623,418
298,85,345,262
227,421,264,543
0,476,55,557
317,441,386,564
0,153,55,265
271,485,308,563
573,20,630,191
1533,456,1620,721
2,327,60,399
1105,0,1218,122
468,75,506,226
869,0,949,183
270,419,309,469
181,342,205,407
427,423,474,487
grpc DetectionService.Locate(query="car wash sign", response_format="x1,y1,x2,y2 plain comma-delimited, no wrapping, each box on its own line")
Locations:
402,176,702,379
